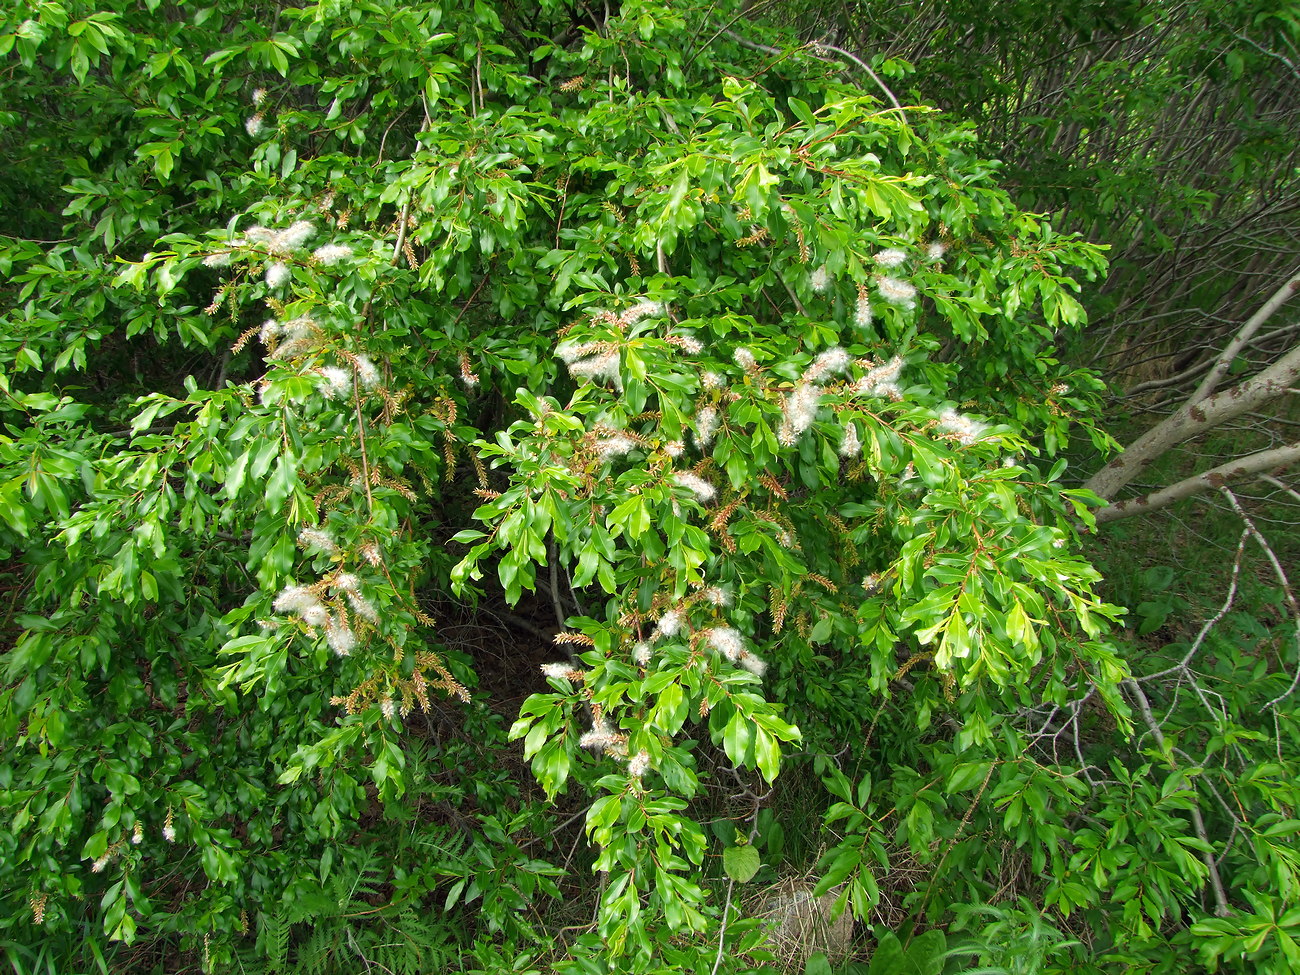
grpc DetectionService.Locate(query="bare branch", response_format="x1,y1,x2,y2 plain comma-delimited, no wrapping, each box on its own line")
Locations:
1094,440,1300,523
1123,678,1231,917
1189,268,1300,406
1123,355,1213,399
1217,488,1300,711
1086,341,1300,503
809,41,908,124
713,26,908,124
1138,530,1249,681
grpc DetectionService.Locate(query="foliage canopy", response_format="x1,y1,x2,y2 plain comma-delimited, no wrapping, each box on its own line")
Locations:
2,2,1297,974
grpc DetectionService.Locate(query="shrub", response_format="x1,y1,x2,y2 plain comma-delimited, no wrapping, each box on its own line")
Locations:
0,1,1152,971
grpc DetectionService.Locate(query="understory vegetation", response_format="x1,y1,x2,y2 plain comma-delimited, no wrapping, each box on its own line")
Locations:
2,2,1298,973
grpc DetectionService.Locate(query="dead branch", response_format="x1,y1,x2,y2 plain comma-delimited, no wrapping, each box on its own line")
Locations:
1189,269,1300,407
1093,441,1300,523
1086,335,1300,504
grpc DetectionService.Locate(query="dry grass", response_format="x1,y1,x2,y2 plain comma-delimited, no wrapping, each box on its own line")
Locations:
745,874,855,972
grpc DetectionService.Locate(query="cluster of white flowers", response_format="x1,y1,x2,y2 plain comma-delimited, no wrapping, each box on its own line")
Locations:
558,341,622,390
313,243,353,264
265,262,291,288
132,822,144,845
733,347,758,373
313,356,380,401
701,585,731,607
671,334,703,354
653,609,684,640
802,346,850,384
873,248,908,268
936,407,987,445
776,346,853,446
245,115,265,138
595,434,636,462
840,422,862,458
354,355,380,389
204,221,354,280
317,366,352,400
579,715,625,754
273,583,361,655
333,573,378,622
673,471,716,503
876,275,917,310
632,642,652,666
246,220,315,257
778,380,822,446
926,241,947,262
627,750,652,777
810,265,830,293
260,314,317,357
325,615,356,656
706,626,744,661
663,440,685,458
541,661,583,681
275,585,326,622
380,697,398,720
359,540,383,566
619,300,665,325
705,626,767,677
854,289,873,329
248,223,317,287
694,404,720,448
701,370,724,390
460,353,479,389
297,526,337,553
853,355,904,400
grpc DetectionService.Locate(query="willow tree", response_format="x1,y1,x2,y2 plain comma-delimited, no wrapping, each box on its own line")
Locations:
8,3,1281,974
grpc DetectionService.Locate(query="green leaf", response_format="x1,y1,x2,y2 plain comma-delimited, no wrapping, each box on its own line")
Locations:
723,843,761,883
607,495,650,540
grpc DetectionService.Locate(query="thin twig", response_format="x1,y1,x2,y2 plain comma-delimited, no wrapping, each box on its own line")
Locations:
710,793,765,975
1218,488,1300,710
711,25,908,125
1140,530,1248,682
710,877,737,975
1123,678,1231,917
810,41,908,124
549,535,568,629
1258,473,1300,506
390,198,411,265
352,370,375,514
1189,269,1300,406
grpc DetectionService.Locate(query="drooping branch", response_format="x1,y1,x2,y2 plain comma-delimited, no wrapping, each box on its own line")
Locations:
713,26,907,123
808,40,908,123
1093,440,1300,523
